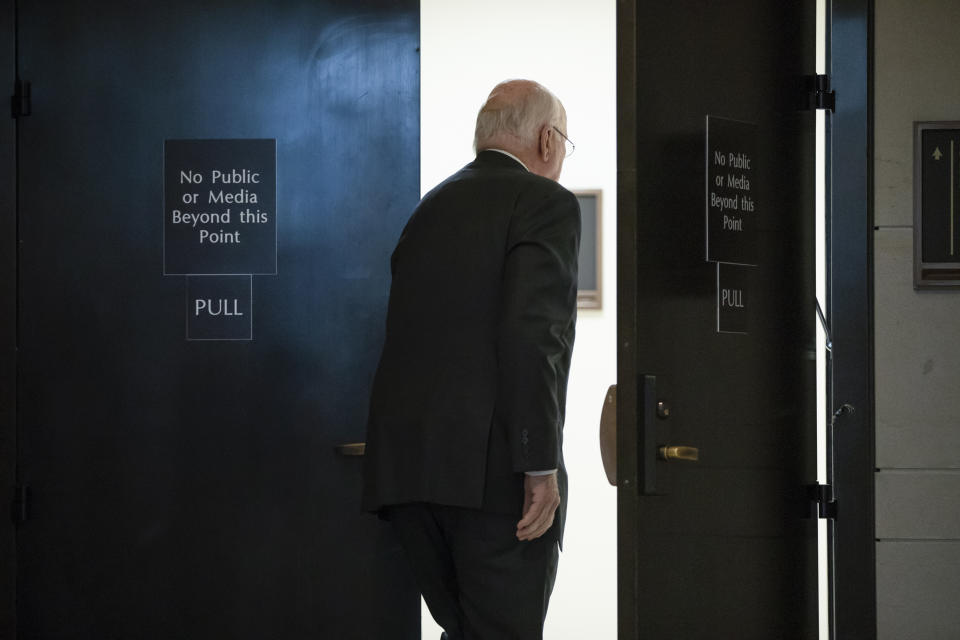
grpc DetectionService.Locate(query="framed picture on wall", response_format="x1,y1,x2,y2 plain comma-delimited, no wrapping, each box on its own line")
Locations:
575,190,602,309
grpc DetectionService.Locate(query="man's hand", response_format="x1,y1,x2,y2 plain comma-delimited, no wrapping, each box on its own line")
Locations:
516,472,560,541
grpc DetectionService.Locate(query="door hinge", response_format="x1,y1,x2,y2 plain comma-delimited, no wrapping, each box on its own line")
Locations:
11,80,31,118
11,485,31,524
804,74,835,112
807,482,836,520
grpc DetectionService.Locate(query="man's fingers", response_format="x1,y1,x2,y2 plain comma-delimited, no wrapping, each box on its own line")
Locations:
517,472,560,540
516,494,560,540
516,497,544,531
518,506,556,540
521,491,533,521
518,511,554,540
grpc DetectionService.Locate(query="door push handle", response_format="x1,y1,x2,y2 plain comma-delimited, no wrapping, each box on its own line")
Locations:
335,442,366,456
658,445,699,462
599,384,617,486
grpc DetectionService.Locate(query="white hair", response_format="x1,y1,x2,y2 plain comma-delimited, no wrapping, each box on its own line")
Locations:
473,81,562,152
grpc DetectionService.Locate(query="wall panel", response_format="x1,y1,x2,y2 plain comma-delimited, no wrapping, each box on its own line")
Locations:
877,542,960,640
874,1,960,637
876,471,960,539
875,229,960,468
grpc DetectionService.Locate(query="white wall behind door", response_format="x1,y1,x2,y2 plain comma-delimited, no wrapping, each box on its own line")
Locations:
420,1,618,638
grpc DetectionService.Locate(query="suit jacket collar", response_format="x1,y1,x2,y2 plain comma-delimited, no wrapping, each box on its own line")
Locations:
473,149,529,172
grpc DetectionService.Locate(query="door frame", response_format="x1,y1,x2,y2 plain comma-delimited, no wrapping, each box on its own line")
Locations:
2,0,18,637
615,0,877,637
614,1,639,636
827,0,876,637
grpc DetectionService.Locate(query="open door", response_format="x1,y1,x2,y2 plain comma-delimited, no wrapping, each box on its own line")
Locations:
617,1,818,638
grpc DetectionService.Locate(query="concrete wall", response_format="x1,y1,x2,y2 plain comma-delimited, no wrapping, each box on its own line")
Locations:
874,1,960,637
421,1,618,638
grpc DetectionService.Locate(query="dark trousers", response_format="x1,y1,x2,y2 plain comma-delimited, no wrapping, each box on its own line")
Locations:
385,503,559,640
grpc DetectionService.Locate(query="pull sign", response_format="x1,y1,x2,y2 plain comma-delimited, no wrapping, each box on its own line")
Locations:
11,80,31,118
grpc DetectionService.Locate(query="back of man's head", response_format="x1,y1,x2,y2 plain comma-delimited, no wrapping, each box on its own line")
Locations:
473,80,562,154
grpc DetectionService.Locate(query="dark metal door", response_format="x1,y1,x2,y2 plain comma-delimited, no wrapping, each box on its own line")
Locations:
617,1,818,638
13,1,420,638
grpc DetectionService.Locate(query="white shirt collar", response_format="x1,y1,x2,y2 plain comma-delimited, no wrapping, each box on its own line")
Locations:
484,148,530,172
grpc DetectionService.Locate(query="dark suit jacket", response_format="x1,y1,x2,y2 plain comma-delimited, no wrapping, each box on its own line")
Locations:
362,150,580,540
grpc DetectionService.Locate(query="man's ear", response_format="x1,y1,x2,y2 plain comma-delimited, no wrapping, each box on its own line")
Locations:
538,125,554,161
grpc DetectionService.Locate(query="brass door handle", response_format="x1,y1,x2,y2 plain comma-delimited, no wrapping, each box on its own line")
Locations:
335,442,366,456
658,446,699,462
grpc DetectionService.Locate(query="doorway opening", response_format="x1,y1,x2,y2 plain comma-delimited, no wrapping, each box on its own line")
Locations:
421,1,832,638
420,1,618,638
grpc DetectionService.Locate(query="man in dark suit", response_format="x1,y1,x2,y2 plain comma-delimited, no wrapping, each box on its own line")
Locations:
362,79,579,640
